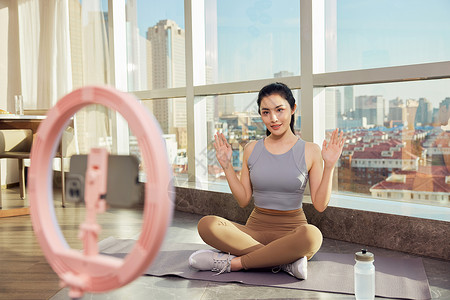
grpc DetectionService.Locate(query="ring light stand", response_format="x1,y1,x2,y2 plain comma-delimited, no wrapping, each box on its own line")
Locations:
28,86,174,298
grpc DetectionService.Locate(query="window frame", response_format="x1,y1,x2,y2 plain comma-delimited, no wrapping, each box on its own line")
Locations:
119,0,450,220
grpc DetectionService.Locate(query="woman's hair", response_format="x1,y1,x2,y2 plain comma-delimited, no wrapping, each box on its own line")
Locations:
257,82,296,136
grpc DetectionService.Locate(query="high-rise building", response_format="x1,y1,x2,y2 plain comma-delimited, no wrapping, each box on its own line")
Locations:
437,97,450,126
325,88,337,129
205,0,218,85
388,98,404,123
126,0,148,91
335,89,342,116
217,95,235,117
147,19,185,89
344,86,354,115
355,95,385,126
146,20,186,139
415,98,433,126
405,99,419,129
205,0,219,124
388,98,419,128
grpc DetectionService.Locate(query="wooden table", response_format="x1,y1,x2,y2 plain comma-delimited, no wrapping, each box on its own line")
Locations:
0,115,45,217
0,114,45,132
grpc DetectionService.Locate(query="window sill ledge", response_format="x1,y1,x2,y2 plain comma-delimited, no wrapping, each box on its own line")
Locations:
173,184,450,260
173,177,450,222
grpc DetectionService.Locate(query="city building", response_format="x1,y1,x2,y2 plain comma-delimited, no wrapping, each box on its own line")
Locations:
274,70,294,78
146,20,187,150
370,166,450,206
325,88,337,129
355,95,385,126
343,86,354,116
415,97,433,126
338,128,426,193
388,97,404,124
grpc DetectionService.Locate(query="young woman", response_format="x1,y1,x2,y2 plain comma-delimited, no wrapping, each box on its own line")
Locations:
189,82,345,279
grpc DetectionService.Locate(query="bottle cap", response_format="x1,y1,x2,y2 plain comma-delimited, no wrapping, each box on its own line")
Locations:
355,249,374,262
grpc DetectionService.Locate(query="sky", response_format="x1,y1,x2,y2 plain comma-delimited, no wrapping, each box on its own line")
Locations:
336,0,450,107
134,0,184,35
336,0,450,71
128,0,450,108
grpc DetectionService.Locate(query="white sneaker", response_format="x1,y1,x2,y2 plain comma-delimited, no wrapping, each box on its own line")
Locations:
277,256,308,280
189,249,236,275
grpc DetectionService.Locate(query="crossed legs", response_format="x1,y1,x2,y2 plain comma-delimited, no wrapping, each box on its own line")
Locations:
197,212,323,271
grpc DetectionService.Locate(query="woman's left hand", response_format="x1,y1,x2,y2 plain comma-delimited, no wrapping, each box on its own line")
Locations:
322,128,345,168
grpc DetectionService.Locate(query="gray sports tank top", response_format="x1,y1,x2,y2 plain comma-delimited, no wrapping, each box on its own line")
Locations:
248,138,309,211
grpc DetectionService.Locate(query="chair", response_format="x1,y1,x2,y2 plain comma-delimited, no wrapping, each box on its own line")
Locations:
0,129,67,208
0,129,32,208
48,125,79,207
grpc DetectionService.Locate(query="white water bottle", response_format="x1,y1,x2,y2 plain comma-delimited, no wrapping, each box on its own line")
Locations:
354,249,375,300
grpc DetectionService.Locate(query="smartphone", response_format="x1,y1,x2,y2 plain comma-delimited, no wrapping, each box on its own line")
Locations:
65,154,142,208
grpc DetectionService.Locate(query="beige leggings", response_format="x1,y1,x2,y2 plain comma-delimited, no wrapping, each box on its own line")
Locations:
197,207,323,270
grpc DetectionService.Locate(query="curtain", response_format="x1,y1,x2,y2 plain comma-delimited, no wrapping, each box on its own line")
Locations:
37,0,73,108
17,0,115,155
18,0,73,109
17,0,40,109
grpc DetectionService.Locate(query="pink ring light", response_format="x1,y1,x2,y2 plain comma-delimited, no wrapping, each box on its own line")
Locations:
28,86,174,297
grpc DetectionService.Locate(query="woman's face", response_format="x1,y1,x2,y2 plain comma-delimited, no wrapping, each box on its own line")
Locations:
259,94,296,136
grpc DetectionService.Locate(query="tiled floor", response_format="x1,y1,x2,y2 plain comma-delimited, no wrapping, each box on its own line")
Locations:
49,210,450,300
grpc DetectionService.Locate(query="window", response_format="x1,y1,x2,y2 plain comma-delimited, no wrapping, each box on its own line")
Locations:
125,0,185,91
23,0,447,219
205,0,301,84
324,0,450,72
138,98,188,177
327,80,449,207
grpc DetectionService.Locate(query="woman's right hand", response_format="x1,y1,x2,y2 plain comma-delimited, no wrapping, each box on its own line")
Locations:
214,132,232,169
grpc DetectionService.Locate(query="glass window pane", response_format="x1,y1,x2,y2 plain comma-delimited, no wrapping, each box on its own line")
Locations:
69,1,126,155
325,80,450,208
206,0,300,84
138,99,188,178
206,89,301,184
125,0,185,91
325,0,450,72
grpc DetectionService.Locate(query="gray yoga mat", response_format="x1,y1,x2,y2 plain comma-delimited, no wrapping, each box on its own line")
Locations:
99,237,431,300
